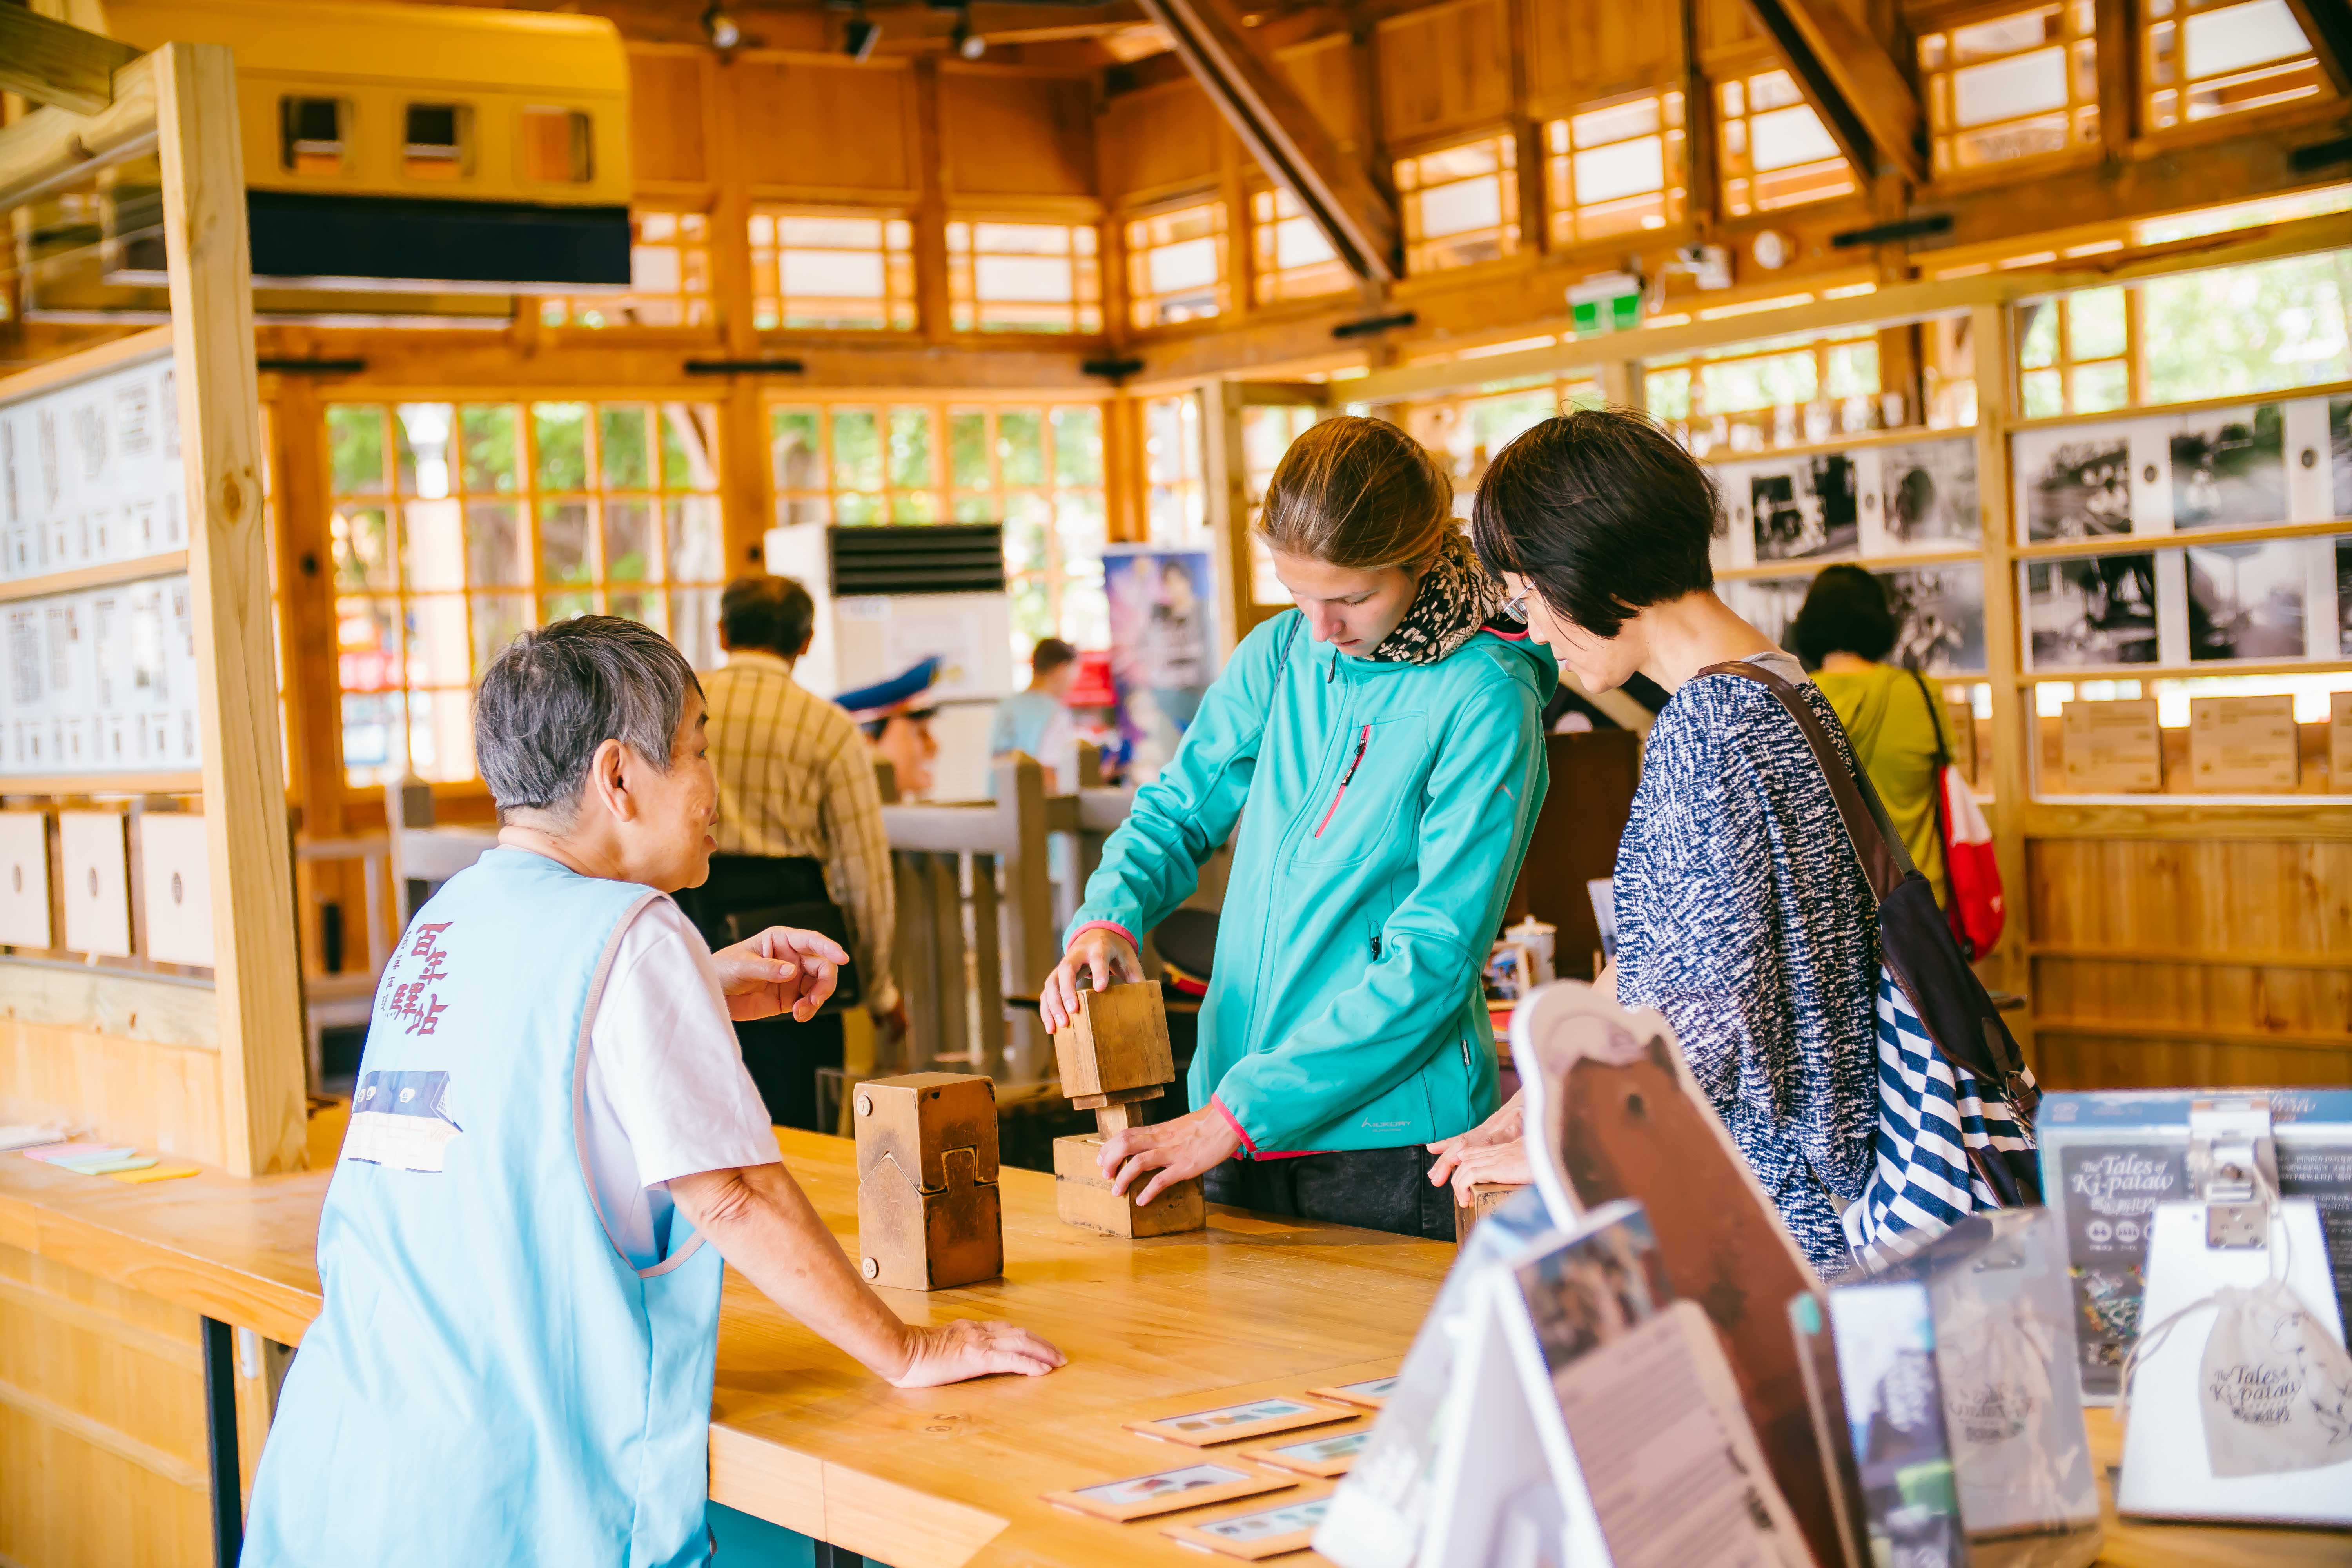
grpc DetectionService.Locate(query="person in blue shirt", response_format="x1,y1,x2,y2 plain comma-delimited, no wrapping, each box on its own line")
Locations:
989,636,1077,791
1037,417,1553,1240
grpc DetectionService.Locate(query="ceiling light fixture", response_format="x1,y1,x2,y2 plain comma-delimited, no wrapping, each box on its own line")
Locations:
953,10,987,59
842,3,881,60
700,1,742,53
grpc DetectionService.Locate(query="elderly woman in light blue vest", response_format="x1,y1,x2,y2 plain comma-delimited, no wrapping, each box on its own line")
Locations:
244,617,1060,1568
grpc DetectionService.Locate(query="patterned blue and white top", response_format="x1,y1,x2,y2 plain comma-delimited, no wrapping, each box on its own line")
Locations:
1612,651,1879,1272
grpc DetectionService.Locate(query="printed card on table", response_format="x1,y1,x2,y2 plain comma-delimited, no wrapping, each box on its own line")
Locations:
1042,1461,1291,1523
1126,1396,1352,1447
1162,1494,1332,1559
1305,1376,1396,1410
1238,1429,1368,1479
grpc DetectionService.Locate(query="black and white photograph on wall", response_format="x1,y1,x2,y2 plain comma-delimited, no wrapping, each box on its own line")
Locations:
2337,536,2351,658
2332,398,2351,519
1751,454,1860,560
2026,553,2160,667
2019,433,2132,541
1876,437,1981,546
2188,541,2307,660
1724,575,1810,651
2171,403,2287,530
1879,565,1987,673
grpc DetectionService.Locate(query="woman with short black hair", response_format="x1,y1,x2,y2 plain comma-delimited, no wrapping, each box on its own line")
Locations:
1428,408,1878,1274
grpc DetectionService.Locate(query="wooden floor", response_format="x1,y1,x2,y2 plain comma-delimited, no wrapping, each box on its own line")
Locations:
0,1122,2346,1566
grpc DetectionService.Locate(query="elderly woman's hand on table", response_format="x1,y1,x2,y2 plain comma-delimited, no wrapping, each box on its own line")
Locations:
711,926,851,1022
1426,1091,1532,1205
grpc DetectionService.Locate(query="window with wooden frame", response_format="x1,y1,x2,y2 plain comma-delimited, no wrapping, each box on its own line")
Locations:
768,400,1109,651
1716,68,1856,216
2011,250,2352,416
324,400,726,787
1124,201,1230,329
543,208,714,330
2143,0,2326,130
1143,393,1207,547
278,96,347,176
1918,2,2100,176
1395,134,1521,274
1406,377,1606,511
945,220,1103,334
1241,406,1319,604
1249,187,1352,305
1644,330,1886,451
749,209,916,332
2016,286,2134,417
1544,91,1687,247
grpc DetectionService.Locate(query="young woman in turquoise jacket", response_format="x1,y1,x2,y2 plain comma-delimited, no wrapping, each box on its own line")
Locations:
1038,416,1554,1239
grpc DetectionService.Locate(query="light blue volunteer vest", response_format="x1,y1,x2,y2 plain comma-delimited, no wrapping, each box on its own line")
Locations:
245,848,726,1568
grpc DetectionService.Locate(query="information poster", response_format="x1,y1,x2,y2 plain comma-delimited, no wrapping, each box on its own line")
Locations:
0,573,198,778
2188,693,2299,791
2060,698,2161,792
0,350,182,581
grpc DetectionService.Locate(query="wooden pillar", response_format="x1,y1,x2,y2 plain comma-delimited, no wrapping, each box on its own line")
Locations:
994,753,1053,1082
156,42,307,1174
1202,378,1255,656
1971,301,2033,1052
709,50,769,583
913,58,955,347
269,374,345,839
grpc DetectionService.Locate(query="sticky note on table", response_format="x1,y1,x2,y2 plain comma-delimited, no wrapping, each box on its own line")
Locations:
51,1153,156,1176
24,1142,134,1164
110,1163,199,1184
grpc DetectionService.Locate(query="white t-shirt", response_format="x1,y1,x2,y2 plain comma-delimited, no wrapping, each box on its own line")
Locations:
579,898,781,1269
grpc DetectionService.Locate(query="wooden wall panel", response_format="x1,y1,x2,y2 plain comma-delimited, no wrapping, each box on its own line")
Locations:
1695,0,1766,62
0,1244,211,1568
2026,840,2352,959
2031,1032,2352,1091
1276,34,1366,155
626,49,710,189
2032,956,2352,1040
0,1022,225,1169
1525,0,1687,113
1103,78,1223,204
733,57,921,197
1375,0,1517,148
938,69,1097,199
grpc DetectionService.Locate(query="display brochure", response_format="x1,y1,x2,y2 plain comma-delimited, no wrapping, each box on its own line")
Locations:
1508,980,1845,1568
2332,691,2352,787
1810,1284,1967,1568
2188,694,2299,791
1041,1461,1292,1523
2058,699,2161,792
2115,1198,2352,1526
1880,1211,2102,1555
2036,1089,2352,1400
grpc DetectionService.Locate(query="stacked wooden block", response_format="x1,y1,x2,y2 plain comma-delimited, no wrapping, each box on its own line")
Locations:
1051,982,1204,1238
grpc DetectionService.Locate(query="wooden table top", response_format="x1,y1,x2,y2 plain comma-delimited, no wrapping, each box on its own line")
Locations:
1,1125,2343,1567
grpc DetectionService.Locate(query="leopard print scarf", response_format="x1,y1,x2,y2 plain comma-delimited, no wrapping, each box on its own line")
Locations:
1364,529,1512,664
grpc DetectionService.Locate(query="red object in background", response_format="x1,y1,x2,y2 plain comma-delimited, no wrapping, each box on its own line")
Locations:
1064,648,1116,708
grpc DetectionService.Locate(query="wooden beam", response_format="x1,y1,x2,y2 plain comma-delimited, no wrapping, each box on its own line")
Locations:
1741,0,1926,184
0,57,159,212
155,42,310,1177
1134,0,1399,283
2279,0,2352,98
0,4,141,117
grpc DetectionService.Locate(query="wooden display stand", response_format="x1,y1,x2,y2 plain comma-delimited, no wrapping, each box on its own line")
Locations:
1051,982,1204,1237
853,1072,1004,1290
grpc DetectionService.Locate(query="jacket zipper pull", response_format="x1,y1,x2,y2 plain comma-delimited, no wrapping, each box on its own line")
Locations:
1327,652,1337,684
1370,933,1381,959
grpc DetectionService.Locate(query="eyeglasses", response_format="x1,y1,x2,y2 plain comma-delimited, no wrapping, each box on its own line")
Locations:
1499,593,1529,624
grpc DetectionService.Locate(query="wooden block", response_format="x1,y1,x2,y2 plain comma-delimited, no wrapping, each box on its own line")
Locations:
1053,1134,1203,1238
1051,982,1174,1100
2189,693,2298,792
2061,698,2161,792
854,1072,999,1189
1453,1181,1524,1243
855,1073,1002,1291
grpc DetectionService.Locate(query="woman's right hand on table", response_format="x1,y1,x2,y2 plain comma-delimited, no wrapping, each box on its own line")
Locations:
889,1319,1065,1388
1038,926,1144,1033
1427,1092,1530,1203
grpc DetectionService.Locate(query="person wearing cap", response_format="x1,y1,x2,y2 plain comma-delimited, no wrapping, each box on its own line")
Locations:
840,657,944,799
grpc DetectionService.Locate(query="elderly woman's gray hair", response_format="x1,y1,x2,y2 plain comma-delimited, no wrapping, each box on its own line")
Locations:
475,617,702,818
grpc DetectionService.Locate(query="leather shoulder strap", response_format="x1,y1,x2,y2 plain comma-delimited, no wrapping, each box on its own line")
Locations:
1910,667,1951,771
1696,659,1914,903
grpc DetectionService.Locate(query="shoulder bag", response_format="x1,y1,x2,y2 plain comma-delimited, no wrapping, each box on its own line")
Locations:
1911,668,2005,960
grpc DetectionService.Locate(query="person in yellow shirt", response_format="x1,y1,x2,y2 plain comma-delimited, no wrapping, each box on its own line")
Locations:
1789,564,1960,907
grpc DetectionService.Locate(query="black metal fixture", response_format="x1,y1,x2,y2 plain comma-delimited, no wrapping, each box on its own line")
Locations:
684,358,807,376
842,1,881,60
701,1,743,53
1081,356,1145,380
953,8,986,59
1331,310,1417,339
2289,136,2352,173
1830,214,1955,249
257,357,368,375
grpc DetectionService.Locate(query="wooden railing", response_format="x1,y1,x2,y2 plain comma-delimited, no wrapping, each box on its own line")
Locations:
879,747,1135,1083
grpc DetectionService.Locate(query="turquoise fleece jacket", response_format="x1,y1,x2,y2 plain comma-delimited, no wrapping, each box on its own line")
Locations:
1069,609,1554,1156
